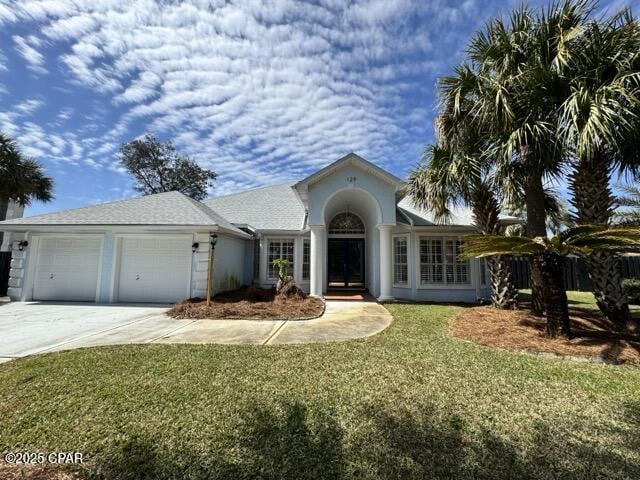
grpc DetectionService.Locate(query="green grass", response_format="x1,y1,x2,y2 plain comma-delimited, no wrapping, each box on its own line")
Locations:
1,302,640,479
520,289,640,317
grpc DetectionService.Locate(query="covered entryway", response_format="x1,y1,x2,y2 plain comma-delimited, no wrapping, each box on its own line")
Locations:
327,238,365,288
117,236,191,303
33,237,101,301
294,153,403,300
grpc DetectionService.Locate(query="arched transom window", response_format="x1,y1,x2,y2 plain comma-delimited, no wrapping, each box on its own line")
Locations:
329,212,365,234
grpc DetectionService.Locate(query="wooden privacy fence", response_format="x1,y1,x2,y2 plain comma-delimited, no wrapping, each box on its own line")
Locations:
509,255,640,291
0,252,11,296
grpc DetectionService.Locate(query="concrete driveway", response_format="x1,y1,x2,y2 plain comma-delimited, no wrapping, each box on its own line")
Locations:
0,300,392,362
0,302,181,362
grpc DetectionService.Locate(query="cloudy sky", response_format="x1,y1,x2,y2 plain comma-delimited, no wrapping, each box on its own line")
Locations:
0,0,632,215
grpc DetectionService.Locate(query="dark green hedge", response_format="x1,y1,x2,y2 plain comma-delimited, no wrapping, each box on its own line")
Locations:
622,279,640,304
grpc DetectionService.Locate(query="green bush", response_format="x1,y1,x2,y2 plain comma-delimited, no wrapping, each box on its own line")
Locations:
622,279,640,304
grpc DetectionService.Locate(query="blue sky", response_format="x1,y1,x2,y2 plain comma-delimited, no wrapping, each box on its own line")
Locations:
0,0,634,216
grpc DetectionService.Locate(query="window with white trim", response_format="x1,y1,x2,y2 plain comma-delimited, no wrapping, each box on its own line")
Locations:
267,239,294,280
393,235,409,286
480,259,487,286
302,239,310,281
419,237,470,285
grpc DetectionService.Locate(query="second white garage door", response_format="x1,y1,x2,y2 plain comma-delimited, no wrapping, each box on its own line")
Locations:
117,237,192,303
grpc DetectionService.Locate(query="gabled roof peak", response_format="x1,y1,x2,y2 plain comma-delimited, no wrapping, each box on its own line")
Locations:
294,153,404,191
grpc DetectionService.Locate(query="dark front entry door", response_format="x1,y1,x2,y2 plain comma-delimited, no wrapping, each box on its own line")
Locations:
328,239,365,289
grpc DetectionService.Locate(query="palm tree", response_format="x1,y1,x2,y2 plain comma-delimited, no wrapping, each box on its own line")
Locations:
409,142,518,309
0,133,53,246
616,183,640,226
504,191,574,237
460,225,640,337
437,1,591,316
560,12,640,325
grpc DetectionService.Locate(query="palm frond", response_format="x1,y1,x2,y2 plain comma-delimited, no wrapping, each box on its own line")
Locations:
459,234,543,259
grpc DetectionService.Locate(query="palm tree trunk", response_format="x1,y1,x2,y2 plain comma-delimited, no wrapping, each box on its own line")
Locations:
522,146,547,317
488,256,518,309
540,252,571,338
471,183,518,309
570,150,630,326
585,253,629,326
0,197,8,249
530,256,546,316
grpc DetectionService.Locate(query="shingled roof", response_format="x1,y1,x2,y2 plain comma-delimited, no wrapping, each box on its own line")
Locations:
0,191,248,236
203,181,306,231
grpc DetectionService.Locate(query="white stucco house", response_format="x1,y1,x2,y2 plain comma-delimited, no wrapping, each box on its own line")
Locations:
1,200,25,252
0,153,517,304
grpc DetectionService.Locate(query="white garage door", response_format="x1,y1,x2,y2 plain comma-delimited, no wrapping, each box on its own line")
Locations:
33,237,102,301
117,237,192,303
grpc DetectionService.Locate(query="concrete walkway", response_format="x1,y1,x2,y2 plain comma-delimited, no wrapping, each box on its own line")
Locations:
0,300,392,362
155,301,393,345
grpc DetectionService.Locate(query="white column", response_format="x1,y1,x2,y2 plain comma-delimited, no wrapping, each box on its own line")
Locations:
378,225,394,301
309,224,324,297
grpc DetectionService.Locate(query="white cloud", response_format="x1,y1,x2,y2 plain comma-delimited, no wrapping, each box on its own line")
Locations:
15,98,44,115
13,34,48,74
0,48,6,71
1,0,503,195
56,107,74,121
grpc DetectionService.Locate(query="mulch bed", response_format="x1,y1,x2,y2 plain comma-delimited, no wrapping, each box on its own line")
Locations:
168,286,324,320
450,306,640,365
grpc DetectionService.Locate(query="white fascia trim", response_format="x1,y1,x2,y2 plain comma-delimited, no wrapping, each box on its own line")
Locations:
255,229,306,235
0,224,220,233
410,226,477,233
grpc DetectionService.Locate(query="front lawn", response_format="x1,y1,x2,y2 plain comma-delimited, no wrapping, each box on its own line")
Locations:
1,302,640,479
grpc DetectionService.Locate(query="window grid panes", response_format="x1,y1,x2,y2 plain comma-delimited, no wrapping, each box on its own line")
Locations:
393,236,408,285
328,212,365,234
420,238,443,284
267,239,294,279
302,240,310,281
419,237,470,285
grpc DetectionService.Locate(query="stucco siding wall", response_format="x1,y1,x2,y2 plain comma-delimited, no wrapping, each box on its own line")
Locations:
243,240,254,286
6,232,29,300
191,233,246,298
1,201,25,252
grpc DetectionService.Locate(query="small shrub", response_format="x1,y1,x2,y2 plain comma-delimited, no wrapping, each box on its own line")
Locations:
272,259,292,291
622,279,640,304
